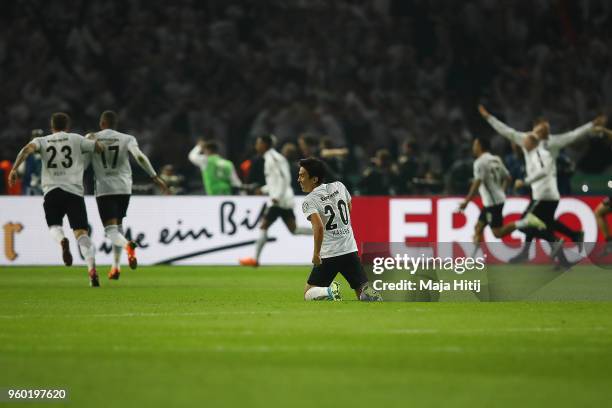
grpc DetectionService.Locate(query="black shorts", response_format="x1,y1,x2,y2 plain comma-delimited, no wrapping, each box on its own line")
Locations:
263,205,294,225
43,188,89,230
478,204,504,228
96,194,131,223
521,199,535,218
526,200,558,226
308,252,369,290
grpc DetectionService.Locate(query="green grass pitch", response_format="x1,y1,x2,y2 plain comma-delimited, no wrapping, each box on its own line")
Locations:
1,265,611,407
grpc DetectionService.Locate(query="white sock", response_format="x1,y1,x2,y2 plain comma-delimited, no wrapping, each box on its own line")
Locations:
105,225,128,247
255,229,268,262
112,224,124,269
293,226,312,235
49,226,65,244
304,286,330,301
515,218,529,229
112,245,122,269
77,235,96,270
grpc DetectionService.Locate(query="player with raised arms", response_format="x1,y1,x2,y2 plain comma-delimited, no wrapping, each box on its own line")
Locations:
458,136,546,245
297,157,381,301
87,110,168,280
8,112,104,286
480,107,577,268
479,105,605,261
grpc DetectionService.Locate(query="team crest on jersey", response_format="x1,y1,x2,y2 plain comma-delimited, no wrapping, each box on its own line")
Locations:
302,202,309,212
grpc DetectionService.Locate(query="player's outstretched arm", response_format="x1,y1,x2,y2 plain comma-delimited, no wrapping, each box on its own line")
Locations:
229,164,243,188
549,115,606,149
502,174,512,192
151,175,170,195
458,179,481,212
128,143,169,194
309,213,324,266
8,142,37,187
478,104,526,145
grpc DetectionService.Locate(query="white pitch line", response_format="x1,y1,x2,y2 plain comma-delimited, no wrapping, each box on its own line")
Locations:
0,344,609,354
0,310,284,319
0,309,376,319
388,327,609,334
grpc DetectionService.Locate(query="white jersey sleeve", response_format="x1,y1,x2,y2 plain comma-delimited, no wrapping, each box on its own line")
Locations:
486,115,527,146
546,122,594,158
35,132,92,197
303,182,358,259
127,138,157,177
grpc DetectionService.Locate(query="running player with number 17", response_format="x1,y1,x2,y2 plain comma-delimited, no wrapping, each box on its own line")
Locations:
87,111,168,280
298,157,381,301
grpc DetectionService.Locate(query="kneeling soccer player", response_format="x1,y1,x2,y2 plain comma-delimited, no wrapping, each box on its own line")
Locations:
297,157,381,301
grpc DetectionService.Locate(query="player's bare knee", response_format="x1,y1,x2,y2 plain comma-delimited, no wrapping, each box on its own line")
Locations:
103,218,118,227
492,228,504,238
73,229,88,239
595,204,608,217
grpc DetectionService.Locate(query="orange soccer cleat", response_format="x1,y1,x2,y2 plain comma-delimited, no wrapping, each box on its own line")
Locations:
239,257,259,267
125,241,138,270
89,268,100,287
108,267,120,280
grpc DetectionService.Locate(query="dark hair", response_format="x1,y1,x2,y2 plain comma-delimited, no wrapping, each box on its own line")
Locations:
474,136,491,151
204,141,219,153
258,134,274,147
100,110,118,129
51,112,70,131
299,157,326,184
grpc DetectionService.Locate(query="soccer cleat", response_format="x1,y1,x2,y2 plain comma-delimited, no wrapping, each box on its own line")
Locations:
89,268,100,287
239,257,259,267
61,238,73,266
327,281,342,301
125,241,138,270
108,267,120,280
359,283,383,301
525,213,546,230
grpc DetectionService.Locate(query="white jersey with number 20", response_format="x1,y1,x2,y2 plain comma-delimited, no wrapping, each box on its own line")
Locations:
302,181,358,259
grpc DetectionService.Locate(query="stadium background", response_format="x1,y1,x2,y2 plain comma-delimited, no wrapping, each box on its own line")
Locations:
1,2,612,408
0,0,611,197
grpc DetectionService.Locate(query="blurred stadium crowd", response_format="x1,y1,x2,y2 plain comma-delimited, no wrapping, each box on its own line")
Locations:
1,0,611,195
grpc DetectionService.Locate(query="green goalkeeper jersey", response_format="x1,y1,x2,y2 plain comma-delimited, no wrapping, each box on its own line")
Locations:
202,154,233,195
